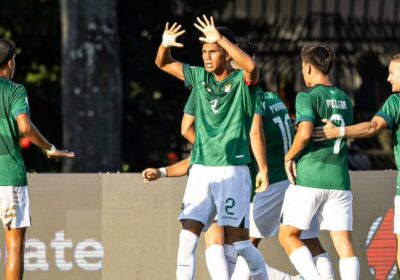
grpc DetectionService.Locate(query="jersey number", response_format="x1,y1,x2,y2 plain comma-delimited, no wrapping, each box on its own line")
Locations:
273,114,293,154
225,198,235,215
329,114,345,154
210,99,218,113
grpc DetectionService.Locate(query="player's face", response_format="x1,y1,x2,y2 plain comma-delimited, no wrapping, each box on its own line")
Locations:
202,43,227,73
388,61,400,92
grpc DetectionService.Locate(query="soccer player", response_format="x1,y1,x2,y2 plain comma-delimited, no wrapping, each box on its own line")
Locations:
279,43,359,280
0,39,74,280
155,15,267,279
233,89,334,280
313,53,400,277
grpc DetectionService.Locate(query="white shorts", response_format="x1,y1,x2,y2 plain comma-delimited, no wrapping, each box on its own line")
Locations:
179,164,251,230
280,184,353,231
0,186,31,229
394,196,400,234
249,180,319,239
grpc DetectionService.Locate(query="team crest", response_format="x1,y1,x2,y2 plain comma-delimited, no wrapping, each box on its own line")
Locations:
224,84,231,93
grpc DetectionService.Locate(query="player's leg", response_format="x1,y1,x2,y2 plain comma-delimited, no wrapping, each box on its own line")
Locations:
177,164,212,280
213,165,267,280
322,190,359,280
279,185,323,280
204,222,229,279
301,217,334,280
2,186,31,280
5,227,26,280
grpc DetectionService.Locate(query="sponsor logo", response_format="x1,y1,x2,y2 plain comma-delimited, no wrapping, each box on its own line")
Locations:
366,208,397,279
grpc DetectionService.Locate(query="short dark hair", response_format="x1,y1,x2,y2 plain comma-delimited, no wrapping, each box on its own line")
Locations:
0,39,15,68
391,54,400,62
216,26,236,45
301,43,335,75
235,36,256,57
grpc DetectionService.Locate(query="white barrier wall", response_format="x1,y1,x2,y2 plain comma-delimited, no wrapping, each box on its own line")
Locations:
0,171,394,279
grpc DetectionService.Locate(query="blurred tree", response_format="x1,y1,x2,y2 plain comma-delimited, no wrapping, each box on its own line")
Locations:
60,0,122,172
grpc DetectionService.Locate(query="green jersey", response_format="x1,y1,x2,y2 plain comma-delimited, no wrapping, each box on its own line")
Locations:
184,89,195,116
0,77,30,186
183,64,254,166
295,85,353,190
376,93,400,195
255,91,293,185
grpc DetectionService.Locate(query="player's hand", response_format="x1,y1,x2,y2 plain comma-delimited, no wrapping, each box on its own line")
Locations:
46,149,75,159
312,119,339,141
162,22,186,48
284,159,297,185
141,168,161,183
194,15,221,44
255,171,268,193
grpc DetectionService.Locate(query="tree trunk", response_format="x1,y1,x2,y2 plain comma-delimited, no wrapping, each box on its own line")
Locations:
60,0,122,172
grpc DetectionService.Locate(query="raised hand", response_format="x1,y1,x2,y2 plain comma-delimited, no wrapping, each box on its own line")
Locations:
194,15,221,44
141,168,161,183
312,119,340,141
162,22,186,48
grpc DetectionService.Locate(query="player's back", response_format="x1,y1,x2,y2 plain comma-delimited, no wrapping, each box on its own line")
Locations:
295,85,353,190
256,91,293,184
0,77,28,185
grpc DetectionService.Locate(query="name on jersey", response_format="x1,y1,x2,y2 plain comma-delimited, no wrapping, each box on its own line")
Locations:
268,102,286,113
326,99,347,110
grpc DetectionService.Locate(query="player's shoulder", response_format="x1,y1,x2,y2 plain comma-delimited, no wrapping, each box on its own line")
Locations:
0,77,25,94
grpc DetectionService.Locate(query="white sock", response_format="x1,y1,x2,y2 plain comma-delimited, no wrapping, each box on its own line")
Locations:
205,245,229,280
289,246,322,280
231,255,251,280
232,240,268,280
176,230,199,280
339,256,360,280
267,266,294,280
224,244,237,277
314,253,335,280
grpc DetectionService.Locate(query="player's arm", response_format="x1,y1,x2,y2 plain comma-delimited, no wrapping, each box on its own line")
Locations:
181,113,195,144
16,114,75,158
250,114,268,192
194,15,259,84
313,116,388,140
284,121,313,184
142,157,191,183
155,22,186,81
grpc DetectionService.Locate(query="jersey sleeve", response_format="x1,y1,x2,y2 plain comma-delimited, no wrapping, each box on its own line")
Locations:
11,85,30,119
295,92,314,124
375,94,400,128
255,97,267,118
184,90,195,116
183,64,203,89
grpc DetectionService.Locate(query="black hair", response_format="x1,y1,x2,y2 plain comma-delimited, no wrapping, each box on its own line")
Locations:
235,36,256,57
301,43,335,75
0,39,15,68
216,26,237,44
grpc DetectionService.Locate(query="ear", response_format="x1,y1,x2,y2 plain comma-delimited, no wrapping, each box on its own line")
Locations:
308,64,311,75
225,51,231,62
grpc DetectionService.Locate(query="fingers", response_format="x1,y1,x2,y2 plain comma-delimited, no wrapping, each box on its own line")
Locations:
172,42,184,48
165,22,169,32
293,161,297,178
196,17,207,28
194,23,204,32
321,118,328,124
202,14,210,26
210,16,215,26
175,30,186,37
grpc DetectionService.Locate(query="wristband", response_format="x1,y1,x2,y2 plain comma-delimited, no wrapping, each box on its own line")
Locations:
46,144,57,155
339,126,345,137
162,33,176,47
158,167,167,178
